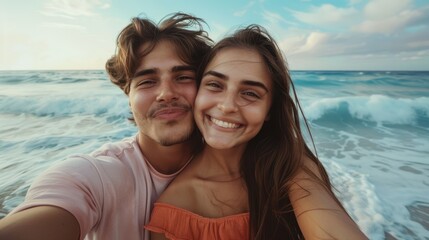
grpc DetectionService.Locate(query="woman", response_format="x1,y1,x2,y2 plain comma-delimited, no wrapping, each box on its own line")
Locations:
146,25,368,239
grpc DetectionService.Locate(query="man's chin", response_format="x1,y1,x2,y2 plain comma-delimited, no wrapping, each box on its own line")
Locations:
158,131,194,146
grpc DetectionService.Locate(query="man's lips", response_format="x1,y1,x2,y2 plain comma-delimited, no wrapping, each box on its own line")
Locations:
152,107,189,120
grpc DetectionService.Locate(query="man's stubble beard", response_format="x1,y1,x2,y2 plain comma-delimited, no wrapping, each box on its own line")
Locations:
158,121,195,147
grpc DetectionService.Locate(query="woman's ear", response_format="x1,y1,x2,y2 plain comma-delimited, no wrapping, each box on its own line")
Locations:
265,113,270,121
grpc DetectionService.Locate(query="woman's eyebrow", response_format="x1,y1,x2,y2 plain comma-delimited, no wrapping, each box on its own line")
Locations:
241,80,269,92
203,70,227,79
204,70,269,92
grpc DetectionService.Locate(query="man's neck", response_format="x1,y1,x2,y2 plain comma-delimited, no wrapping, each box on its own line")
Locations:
137,133,195,175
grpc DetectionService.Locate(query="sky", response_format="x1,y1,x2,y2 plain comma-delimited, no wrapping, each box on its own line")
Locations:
1,0,428,71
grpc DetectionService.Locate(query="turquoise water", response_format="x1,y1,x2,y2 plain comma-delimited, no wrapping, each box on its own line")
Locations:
1,70,428,239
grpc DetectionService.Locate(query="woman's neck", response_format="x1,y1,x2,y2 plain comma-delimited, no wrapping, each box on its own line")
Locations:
194,144,246,180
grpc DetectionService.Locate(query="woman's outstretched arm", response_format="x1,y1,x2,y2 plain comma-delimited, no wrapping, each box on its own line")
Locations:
289,157,368,240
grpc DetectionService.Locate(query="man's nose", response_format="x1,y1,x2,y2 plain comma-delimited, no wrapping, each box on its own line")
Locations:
156,80,178,102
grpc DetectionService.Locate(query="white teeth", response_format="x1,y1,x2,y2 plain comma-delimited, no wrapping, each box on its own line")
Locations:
210,117,240,129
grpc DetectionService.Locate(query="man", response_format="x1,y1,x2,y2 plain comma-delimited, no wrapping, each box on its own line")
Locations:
0,13,212,240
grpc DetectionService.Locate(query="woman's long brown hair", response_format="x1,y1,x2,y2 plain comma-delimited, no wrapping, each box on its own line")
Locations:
198,25,344,239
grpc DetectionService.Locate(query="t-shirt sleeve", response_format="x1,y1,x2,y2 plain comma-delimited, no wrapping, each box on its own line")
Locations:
9,155,104,240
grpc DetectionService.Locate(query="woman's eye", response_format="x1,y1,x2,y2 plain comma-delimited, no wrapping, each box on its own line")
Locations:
205,81,222,90
238,91,262,106
241,91,260,99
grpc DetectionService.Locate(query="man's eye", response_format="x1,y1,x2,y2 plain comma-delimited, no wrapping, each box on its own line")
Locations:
137,80,156,87
177,75,194,82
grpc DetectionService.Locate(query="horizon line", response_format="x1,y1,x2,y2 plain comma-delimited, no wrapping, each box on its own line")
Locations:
1,69,429,72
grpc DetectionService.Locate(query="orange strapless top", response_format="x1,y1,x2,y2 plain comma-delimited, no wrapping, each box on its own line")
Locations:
145,203,249,240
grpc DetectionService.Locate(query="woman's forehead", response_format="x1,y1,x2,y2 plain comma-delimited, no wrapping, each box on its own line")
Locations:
206,48,264,69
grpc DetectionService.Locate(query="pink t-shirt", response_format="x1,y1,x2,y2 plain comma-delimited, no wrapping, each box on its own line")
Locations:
9,135,189,240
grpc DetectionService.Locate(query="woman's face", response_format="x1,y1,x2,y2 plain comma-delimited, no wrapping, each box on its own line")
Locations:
194,48,272,150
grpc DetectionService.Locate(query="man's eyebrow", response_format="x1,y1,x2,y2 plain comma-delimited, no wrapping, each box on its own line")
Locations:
133,69,157,78
133,66,195,79
204,70,269,92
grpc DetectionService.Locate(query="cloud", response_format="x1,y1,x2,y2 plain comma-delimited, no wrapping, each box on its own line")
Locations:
272,0,429,65
282,28,429,70
262,10,283,24
363,0,411,20
287,4,358,26
298,32,330,52
279,22,429,61
349,0,362,5
407,40,429,48
42,22,86,30
41,0,110,19
262,10,297,26
283,31,365,57
353,0,426,34
234,1,256,17
286,0,428,34
354,9,423,34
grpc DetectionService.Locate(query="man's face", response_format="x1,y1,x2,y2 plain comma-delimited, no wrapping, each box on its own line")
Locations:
128,40,197,146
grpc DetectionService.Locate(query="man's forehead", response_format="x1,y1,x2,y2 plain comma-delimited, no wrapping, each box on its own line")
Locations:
134,41,185,70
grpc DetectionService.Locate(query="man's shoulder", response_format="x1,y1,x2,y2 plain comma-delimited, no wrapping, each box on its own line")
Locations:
37,135,146,189
56,135,143,172
90,135,138,158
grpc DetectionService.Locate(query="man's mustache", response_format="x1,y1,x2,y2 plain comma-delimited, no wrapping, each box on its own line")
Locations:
148,102,192,118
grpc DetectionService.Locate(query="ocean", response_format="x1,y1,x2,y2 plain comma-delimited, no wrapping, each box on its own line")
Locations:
0,70,428,239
